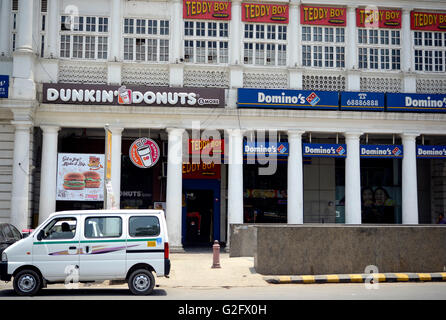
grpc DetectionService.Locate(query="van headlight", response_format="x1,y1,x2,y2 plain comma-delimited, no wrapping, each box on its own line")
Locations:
1,252,7,262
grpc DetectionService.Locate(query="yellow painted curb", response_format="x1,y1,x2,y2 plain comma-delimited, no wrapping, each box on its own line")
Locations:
326,275,340,283
349,274,363,283
418,273,431,281
441,273,446,280
279,276,292,283
302,275,315,283
395,273,409,281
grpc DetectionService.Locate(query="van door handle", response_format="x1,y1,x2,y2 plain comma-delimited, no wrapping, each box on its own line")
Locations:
69,246,77,250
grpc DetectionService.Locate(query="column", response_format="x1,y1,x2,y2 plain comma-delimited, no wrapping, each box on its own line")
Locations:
165,128,185,251
46,0,59,58
401,133,419,224
0,0,11,55
229,0,241,65
10,121,33,231
401,7,416,92
227,129,244,233
38,125,60,224
346,5,357,70
111,0,121,61
344,132,362,224
169,0,184,87
287,130,304,224
110,126,123,209
288,1,299,68
16,0,33,53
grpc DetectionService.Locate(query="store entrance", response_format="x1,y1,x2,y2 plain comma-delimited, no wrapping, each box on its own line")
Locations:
184,189,214,245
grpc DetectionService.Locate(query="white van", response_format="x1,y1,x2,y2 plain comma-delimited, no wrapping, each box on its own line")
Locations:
0,210,170,296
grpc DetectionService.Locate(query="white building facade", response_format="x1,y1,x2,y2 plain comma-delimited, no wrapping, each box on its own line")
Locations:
0,0,446,250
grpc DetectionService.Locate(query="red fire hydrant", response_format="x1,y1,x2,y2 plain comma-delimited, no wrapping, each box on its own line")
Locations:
212,240,221,268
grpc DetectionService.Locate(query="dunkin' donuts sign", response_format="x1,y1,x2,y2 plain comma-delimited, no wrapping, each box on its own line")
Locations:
43,83,225,108
129,138,160,169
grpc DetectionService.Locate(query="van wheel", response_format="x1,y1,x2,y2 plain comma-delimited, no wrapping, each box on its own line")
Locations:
128,269,155,295
13,269,42,296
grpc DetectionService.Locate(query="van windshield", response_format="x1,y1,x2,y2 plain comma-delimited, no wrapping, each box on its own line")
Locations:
42,217,77,240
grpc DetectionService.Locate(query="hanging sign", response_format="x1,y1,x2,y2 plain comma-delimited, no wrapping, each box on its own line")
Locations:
300,5,346,26
129,138,161,169
360,145,403,158
183,0,231,20
340,92,385,111
237,88,339,111
188,139,224,155
416,145,446,159
182,162,221,179
356,8,402,28
242,3,289,23
243,141,289,158
0,75,8,98
411,11,446,31
387,93,446,113
303,143,347,158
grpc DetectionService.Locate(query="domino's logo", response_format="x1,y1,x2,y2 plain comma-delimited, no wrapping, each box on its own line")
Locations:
277,144,287,154
392,147,402,156
336,146,346,155
306,92,320,106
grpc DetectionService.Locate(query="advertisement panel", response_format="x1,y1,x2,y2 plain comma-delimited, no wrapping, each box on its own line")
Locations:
340,92,385,111
188,139,224,155
183,0,231,20
360,145,403,158
243,141,289,157
411,11,446,31
56,153,105,201
129,138,161,169
0,75,8,98
300,5,346,26
416,145,446,159
237,88,339,111
303,143,347,158
242,3,289,23
356,8,402,28
43,83,225,108
387,93,446,113
182,162,221,179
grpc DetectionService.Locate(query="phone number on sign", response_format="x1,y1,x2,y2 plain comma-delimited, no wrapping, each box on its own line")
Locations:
346,99,380,106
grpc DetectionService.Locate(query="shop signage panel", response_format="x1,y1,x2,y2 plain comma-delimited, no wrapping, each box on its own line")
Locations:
129,137,161,169
182,162,221,179
56,153,105,201
183,0,231,20
0,75,8,98
43,83,225,108
416,145,446,159
300,5,346,26
356,8,402,29
242,3,289,24
237,88,339,110
243,141,289,157
387,93,446,113
411,11,446,31
360,145,403,158
303,143,347,158
189,139,224,155
340,92,385,111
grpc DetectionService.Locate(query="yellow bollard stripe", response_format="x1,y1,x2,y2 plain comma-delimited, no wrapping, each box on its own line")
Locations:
279,276,291,283
326,275,340,283
441,273,446,280
418,273,431,281
301,275,315,283
349,274,363,282
395,273,409,281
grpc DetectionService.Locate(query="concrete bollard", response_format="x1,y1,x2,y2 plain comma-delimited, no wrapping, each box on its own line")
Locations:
212,240,221,268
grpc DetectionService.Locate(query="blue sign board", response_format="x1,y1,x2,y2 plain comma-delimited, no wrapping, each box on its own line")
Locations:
243,141,289,158
340,92,385,111
387,93,446,113
416,145,446,159
303,143,347,158
360,145,403,158
0,75,9,98
237,88,339,111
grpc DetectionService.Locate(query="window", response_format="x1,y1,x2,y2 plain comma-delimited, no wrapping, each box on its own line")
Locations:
184,21,229,64
358,27,401,71
41,217,77,240
60,15,109,60
413,31,446,72
301,26,345,68
40,0,47,57
129,216,160,237
244,23,287,66
124,18,170,63
84,217,122,238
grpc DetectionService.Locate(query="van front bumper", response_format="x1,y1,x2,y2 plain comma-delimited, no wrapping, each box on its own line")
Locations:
0,262,11,281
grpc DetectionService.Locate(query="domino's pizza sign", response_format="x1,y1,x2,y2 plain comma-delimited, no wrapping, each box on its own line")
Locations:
0,75,8,98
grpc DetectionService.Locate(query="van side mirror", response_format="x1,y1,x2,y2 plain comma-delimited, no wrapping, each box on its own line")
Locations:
37,230,44,241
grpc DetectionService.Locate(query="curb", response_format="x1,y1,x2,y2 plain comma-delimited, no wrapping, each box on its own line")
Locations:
264,272,446,284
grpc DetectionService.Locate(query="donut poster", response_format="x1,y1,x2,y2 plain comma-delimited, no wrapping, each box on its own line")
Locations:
56,153,105,201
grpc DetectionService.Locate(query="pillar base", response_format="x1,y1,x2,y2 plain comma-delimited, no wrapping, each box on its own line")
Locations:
170,245,186,253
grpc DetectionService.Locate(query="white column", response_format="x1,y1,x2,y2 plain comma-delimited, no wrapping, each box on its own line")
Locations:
110,0,121,61
287,130,304,224
17,0,34,53
344,132,362,224
346,5,357,70
38,125,60,224
401,8,412,73
288,1,299,68
0,0,11,55
171,0,182,62
10,121,33,231
401,133,419,224
46,0,59,58
165,128,185,251
227,129,244,228
110,126,123,209
230,0,241,65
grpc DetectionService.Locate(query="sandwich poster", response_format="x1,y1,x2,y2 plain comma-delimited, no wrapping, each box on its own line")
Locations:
56,153,105,201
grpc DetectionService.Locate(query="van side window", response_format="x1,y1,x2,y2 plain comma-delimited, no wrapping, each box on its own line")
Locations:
42,217,77,240
85,217,122,238
129,216,160,237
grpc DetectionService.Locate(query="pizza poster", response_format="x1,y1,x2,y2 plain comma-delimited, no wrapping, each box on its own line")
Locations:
56,153,105,201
